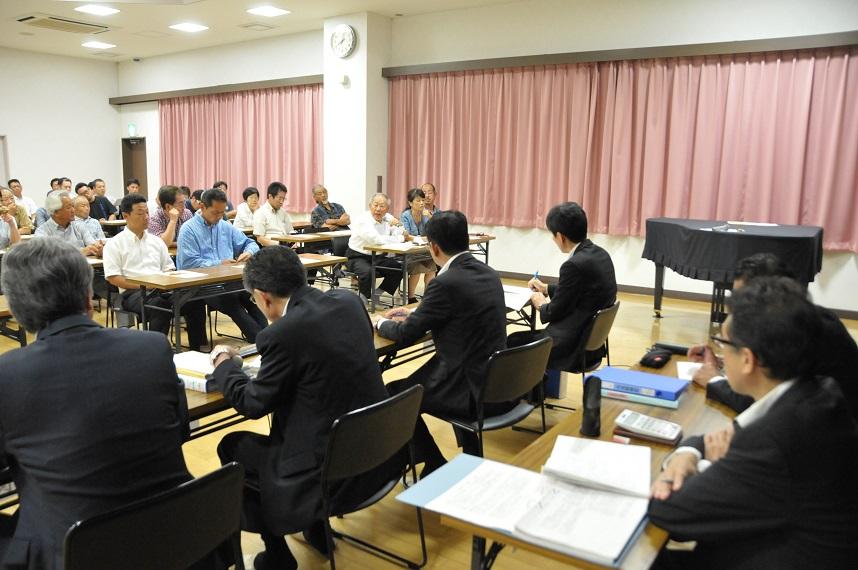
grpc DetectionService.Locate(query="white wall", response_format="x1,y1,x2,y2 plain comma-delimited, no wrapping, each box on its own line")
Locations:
117,31,322,97
0,47,121,202
390,0,858,66
390,0,858,313
118,102,160,191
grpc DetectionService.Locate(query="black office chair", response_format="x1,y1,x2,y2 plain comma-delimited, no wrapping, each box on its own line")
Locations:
545,300,620,412
321,385,427,570
64,462,246,570
429,336,553,457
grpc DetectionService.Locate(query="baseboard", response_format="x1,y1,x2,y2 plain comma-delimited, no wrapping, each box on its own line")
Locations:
496,271,858,321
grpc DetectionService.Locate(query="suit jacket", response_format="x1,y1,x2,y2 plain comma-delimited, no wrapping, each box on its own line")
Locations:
213,286,393,535
378,252,507,417
539,239,617,372
648,377,858,570
0,315,190,570
705,305,858,417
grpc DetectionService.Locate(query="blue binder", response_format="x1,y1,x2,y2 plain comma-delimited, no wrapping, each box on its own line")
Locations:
588,366,688,401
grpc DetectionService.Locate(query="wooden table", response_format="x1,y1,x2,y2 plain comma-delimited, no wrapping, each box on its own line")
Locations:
125,254,349,352
365,235,496,310
0,295,26,347
440,361,736,570
99,219,126,237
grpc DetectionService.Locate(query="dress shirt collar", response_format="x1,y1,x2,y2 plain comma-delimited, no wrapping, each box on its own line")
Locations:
735,379,796,428
37,314,101,340
437,251,468,276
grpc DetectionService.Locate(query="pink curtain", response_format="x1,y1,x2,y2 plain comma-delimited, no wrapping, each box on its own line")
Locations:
387,47,858,251
160,84,323,213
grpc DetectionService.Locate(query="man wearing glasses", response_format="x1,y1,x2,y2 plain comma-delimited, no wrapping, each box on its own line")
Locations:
647,277,858,569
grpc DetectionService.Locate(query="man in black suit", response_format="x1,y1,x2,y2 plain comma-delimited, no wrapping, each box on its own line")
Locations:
375,211,509,473
648,278,858,569
0,239,191,569
212,246,397,570
688,253,858,417
526,202,617,371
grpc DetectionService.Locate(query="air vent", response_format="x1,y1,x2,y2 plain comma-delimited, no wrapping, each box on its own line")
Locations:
17,14,110,34
240,22,276,32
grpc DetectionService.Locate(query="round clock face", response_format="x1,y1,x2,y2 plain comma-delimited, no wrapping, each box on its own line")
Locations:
331,24,356,58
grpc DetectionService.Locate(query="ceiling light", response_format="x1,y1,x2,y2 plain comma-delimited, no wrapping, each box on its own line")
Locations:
82,40,116,49
74,5,120,17
247,6,290,18
169,22,208,33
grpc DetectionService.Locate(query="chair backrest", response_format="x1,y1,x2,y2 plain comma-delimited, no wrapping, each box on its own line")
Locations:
481,336,553,405
64,462,244,570
322,385,424,482
583,301,620,352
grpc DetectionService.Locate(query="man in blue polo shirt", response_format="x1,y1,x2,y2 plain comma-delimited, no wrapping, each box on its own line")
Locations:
177,188,268,342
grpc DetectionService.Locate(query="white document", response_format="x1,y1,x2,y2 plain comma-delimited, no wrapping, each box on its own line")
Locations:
380,242,420,252
164,270,207,278
426,460,544,532
541,436,651,497
675,361,702,381
173,350,214,376
503,285,533,311
515,478,649,563
325,230,352,237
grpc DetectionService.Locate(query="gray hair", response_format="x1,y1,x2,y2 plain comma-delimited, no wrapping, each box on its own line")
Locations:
311,184,326,194
45,190,70,214
1,239,93,332
369,192,391,206
0,187,10,198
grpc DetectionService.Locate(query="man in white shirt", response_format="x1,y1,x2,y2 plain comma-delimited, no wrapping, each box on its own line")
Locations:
252,182,293,247
345,193,411,300
73,195,106,242
102,193,207,351
7,179,36,218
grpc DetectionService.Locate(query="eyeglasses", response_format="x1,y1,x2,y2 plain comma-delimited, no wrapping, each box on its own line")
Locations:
710,334,740,350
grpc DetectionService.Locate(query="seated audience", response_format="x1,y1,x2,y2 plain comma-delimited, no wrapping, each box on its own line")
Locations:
212,246,399,569
49,178,60,191
148,185,192,246
90,178,117,221
104,193,207,351
73,195,106,242
346,193,410,301
422,182,441,216
253,182,292,247
186,189,204,215
688,253,858,416
34,191,102,257
401,187,436,303
233,186,260,228
648,277,858,569
58,177,72,192
0,188,31,235
521,202,617,371
7,179,36,219
212,180,237,220
374,211,509,474
125,178,140,195
310,184,350,230
0,239,191,568
0,195,21,249
177,188,267,342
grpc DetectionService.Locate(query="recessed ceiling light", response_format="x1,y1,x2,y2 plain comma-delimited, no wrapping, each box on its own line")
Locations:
82,40,116,49
169,22,209,33
247,6,290,18
74,5,120,17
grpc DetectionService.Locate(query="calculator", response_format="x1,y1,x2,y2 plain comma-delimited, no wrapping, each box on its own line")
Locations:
614,409,682,442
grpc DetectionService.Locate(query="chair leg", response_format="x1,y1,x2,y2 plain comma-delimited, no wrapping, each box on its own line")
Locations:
231,532,245,570
325,519,337,570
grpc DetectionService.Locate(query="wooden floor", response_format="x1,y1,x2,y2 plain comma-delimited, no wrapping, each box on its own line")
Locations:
2,285,856,569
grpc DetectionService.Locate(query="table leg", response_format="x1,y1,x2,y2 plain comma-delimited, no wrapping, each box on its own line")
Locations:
173,296,183,354
400,253,408,307
654,263,665,318
140,286,149,330
471,536,486,570
369,251,377,311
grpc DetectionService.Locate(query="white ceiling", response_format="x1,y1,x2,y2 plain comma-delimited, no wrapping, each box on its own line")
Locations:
0,0,514,62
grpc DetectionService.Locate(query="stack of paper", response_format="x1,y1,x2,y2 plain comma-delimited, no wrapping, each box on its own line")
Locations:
503,285,533,312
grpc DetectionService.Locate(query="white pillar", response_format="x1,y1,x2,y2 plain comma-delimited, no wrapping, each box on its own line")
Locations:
322,12,391,217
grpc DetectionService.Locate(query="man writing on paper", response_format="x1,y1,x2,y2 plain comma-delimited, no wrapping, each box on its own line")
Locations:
103,193,208,351
177,188,267,343
210,247,399,570
687,253,858,416
648,277,858,569
374,211,508,476
0,239,191,568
